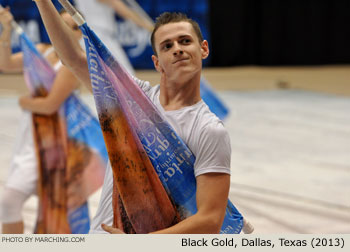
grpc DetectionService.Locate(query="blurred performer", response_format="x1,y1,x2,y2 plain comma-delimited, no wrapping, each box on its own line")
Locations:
0,7,91,234
73,0,154,74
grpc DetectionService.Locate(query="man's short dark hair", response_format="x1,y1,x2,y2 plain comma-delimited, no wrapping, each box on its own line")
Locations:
151,12,204,55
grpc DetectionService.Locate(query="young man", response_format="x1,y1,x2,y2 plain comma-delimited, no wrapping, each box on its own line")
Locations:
34,0,232,234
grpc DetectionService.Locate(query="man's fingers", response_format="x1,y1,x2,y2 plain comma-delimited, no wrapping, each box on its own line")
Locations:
101,224,124,234
101,223,113,233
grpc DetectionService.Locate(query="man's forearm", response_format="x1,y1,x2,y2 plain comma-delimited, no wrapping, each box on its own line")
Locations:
100,0,154,32
0,26,13,70
34,0,90,85
151,174,229,234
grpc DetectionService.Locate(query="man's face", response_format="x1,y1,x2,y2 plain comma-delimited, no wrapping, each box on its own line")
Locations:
152,21,209,83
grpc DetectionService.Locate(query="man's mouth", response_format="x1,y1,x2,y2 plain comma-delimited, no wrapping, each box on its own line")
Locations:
173,58,189,64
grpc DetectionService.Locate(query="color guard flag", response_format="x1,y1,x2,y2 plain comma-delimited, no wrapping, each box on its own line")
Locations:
80,21,243,233
19,30,107,234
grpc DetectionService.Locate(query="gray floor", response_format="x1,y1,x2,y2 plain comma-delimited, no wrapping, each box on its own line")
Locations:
0,90,349,233
223,90,350,233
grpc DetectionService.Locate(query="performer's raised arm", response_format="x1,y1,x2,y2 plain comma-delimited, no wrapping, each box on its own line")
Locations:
34,0,91,87
0,7,24,73
98,0,154,32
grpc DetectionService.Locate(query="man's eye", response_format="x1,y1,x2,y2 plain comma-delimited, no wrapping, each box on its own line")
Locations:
164,43,172,49
182,39,191,44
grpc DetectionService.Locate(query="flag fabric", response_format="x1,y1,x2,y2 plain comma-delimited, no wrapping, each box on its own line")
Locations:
19,31,107,233
80,23,243,234
200,77,229,120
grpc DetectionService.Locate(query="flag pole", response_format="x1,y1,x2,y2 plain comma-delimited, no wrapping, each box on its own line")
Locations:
124,0,154,26
57,0,85,26
0,4,24,34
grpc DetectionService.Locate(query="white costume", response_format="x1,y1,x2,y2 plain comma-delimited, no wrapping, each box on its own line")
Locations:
89,78,231,233
74,0,134,74
5,111,38,195
0,47,62,223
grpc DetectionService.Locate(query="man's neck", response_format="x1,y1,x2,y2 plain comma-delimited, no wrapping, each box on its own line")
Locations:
159,75,201,111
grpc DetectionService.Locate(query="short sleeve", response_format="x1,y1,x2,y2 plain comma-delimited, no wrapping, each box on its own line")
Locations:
131,75,153,95
193,124,231,177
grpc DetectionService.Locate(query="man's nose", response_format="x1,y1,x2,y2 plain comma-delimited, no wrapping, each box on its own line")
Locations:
173,42,184,56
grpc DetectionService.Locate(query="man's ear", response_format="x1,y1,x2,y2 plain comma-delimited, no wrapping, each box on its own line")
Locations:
152,55,162,73
201,40,209,59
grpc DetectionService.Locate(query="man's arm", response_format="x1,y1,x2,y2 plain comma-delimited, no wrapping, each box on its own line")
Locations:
98,0,154,32
0,7,23,72
152,172,230,234
34,0,91,87
102,172,230,234
19,65,80,114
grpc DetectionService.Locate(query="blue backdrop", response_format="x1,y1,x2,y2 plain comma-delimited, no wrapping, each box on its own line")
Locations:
115,0,210,69
0,0,210,68
0,0,72,52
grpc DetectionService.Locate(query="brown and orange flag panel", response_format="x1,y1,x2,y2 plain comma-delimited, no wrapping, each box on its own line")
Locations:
20,30,107,234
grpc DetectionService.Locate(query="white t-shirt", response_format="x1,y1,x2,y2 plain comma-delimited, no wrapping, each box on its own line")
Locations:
89,79,231,233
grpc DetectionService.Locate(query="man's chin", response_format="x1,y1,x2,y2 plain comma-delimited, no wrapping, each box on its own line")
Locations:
169,70,197,83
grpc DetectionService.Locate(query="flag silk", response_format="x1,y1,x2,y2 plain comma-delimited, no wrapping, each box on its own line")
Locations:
81,23,243,234
19,32,107,234
200,77,229,120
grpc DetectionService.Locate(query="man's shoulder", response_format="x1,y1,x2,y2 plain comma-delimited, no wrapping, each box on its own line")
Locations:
131,75,151,87
131,76,159,97
192,104,229,144
196,102,225,131
200,120,228,140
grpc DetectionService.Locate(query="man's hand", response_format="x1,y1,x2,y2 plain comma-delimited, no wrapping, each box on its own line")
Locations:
101,224,125,234
0,7,13,30
18,95,32,110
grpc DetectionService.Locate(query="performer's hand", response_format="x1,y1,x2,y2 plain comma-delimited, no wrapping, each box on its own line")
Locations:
18,95,32,110
0,7,13,30
101,224,125,234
